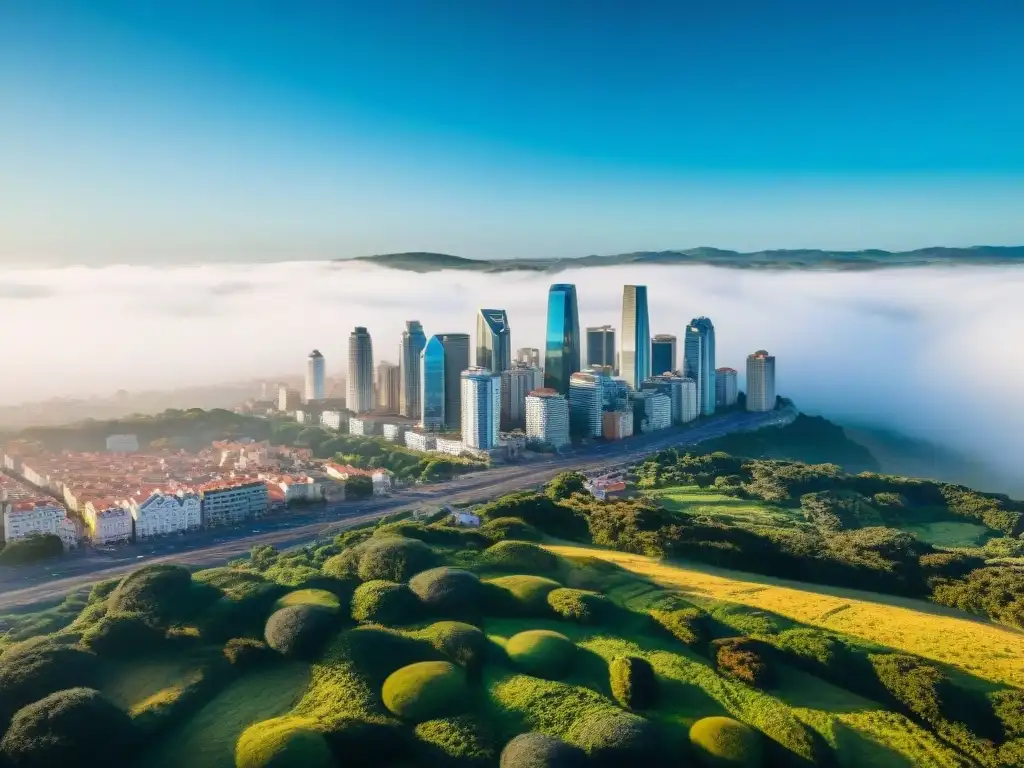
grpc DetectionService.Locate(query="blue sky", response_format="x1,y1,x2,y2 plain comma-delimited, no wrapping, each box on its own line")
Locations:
2,0,1023,263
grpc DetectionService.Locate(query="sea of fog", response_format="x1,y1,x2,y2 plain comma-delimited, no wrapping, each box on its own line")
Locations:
1,261,1022,479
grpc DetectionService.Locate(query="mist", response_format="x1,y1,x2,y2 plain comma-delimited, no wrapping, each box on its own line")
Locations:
1,261,1021,480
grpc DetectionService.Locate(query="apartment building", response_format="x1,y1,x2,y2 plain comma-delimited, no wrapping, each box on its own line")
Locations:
200,480,269,527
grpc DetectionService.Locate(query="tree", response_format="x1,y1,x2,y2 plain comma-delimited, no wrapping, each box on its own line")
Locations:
345,475,374,499
250,544,279,571
546,472,587,501
0,534,63,565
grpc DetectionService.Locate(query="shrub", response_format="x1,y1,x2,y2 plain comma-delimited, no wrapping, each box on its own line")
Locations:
869,653,950,725
381,661,469,721
505,630,576,679
713,638,774,688
609,656,658,711
499,731,587,767
273,589,342,614
546,588,610,624
235,716,334,768
415,715,498,766
264,604,336,659
107,564,196,623
568,710,660,766
350,580,420,624
546,472,588,501
993,689,1024,738
196,580,284,642
689,716,762,768
415,621,488,671
0,533,63,565
80,610,165,655
224,637,273,667
321,549,361,580
481,541,559,573
488,575,561,613
409,568,484,617
0,687,135,768
649,607,707,646
334,625,443,686
481,517,543,542
477,492,587,540
357,537,438,582
0,646,99,725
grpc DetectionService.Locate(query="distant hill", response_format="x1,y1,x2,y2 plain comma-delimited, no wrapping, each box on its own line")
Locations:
349,246,1024,274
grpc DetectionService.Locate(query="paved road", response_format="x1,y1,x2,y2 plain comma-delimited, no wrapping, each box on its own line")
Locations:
0,409,787,610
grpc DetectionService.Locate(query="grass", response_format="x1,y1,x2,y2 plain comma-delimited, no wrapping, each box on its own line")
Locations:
503,629,577,679
273,588,342,613
382,660,469,721
141,661,311,768
101,656,208,715
547,544,1024,688
486,575,561,611
901,521,993,548
644,485,803,529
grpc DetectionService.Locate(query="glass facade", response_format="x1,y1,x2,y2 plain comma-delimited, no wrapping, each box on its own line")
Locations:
475,309,512,372
420,335,445,429
620,285,651,389
400,320,427,418
543,284,581,394
585,326,616,371
438,333,470,431
651,334,676,376
683,317,716,416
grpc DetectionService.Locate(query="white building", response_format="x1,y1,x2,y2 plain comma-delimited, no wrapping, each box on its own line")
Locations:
569,368,611,439
434,436,465,457
258,475,325,504
525,389,570,449
461,367,501,450
349,416,377,436
320,410,346,431
501,364,543,429
449,511,481,527
381,422,410,442
105,434,139,452
306,350,326,401
128,491,201,538
746,350,777,412
404,430,437,452
84,501,133,544
633,391,672,433
2,499,73,546
324,463,393,496
679,377,699,423
716,367,738,408
201,481,269,527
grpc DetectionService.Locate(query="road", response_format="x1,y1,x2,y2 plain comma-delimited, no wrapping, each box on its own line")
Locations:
0,409,788,610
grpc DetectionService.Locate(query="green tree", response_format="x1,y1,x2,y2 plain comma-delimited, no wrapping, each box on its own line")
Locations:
546,472,587,501
345,475,374,499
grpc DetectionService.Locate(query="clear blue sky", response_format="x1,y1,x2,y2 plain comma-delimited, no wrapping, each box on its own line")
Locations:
2,0,1023,263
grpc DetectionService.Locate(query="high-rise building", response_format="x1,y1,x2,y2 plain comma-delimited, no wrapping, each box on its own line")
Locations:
376,361,401,414
277,384,301,412
620,285,651,389
716,367,738,408
461,367,502,449
305,350,326,402
501,363,542,430
347,327,374,414
438,333,470,431
525,389,570,449
586,325,616,372
476,309,512,373
420,335,446,429
678,377,698,423
400,321,427,419
651,334,677,376
746,351,777,412
632,390,672,432
569,367,612,439
516,347,542,368
683,317,716,416
543,284,581,394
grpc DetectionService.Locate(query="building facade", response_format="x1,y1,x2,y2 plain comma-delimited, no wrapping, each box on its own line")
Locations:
525,389,570,449
461,367,502,450
475,309,512,373
500,363,542,430
586,325,617,372
543,284,581,394
347,326,375,414
602,410,634,440
434,437,465,457
305,349,326,402
130,491,201,538
683,317,716,417
568,368,612,439
746,350,777,412
84,502,133,544
620,285,651,389
376,361,401,414
651,334,677,375
277,385,301,412
400,320,427,419
420,335,446,430
348,416,378,436
201,481,269,527
438,333,470,432
716,367,738,408
633,391,672,432
404,429,437,452
516,347,541,368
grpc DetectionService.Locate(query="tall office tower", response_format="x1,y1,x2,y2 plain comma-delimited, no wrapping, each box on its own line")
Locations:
476,309,512,373
651,334,677,375
305,350,326,402
420,335,446,429
376,361,401,414
746,350,777,412
683,317,716,416
678,378,698,423
347,327,374,414
569,367,611,438
461,368,502,449
525,389,570,449
399,321,427,418
501,363,541,430
620,285,651,389
715,367,738,407
516,347,542,368
543,284,581,394
586,325,617,371
437,333,470,431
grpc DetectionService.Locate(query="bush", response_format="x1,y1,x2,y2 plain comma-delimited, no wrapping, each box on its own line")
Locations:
415,621,488,671
273,589,343,614
649,607,707,646
499,731,587,767
409,568,485,617
356,536,439,582
196,581,285,642
546,588,610,625
224,637,273,668
869,653,950,725
477,492,587,540
321,550,361,580
689,716,762,767
546,472,588,501
609,656,658,711
713,638,774,688
481,517,543,542
487,575,561,613
415,715,498,766
481,541,559,573
505,630,576,679
381,661,469,721
993,689,1024,738
264,605,336,659
0,687,135,768
567,711,660,766
107,564,196,623
0,534,63,565
0,646,100,725
236,716,334,768
350,580,420,624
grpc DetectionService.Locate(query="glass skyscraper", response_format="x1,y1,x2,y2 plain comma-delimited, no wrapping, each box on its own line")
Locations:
475,309,512,373
683,317,716,416
420,335,446,429
651,334,677,376
620,285,651,389
400,320,427,419
543,284,581,394
585,325,616,372
347,327,374,414
438,333,470,431
305,349,325,401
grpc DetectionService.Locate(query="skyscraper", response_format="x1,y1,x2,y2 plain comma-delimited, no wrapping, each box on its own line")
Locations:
651,334,677,376
400,321,426,419
715,367,738,407
569,367,612,438
461,367,502,449
305,350,325,402
525,389,570,449
543,284,581,394
347,327,374,413
501,363,542,430
438,333,470,431
620,285,651,389
683,317,716,416
376,361,401,414
516,347,541,368
586,326,616,372
475,309,512,373
420,335,446,429
746,351,777,412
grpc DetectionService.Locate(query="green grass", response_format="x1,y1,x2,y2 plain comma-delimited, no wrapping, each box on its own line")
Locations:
273,589,342,613
503,629,577,679
486,575,561,611
141,661,311,768
382,661,469,721
101,656,207,715
901,521,993,548
644,486,803,528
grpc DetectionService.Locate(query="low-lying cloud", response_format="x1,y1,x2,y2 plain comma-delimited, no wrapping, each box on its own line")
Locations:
1,261,1021,480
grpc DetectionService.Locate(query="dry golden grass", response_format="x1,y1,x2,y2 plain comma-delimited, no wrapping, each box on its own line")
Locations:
546,545,1024,688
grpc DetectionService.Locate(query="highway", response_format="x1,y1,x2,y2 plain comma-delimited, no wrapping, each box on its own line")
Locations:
0,409,788,610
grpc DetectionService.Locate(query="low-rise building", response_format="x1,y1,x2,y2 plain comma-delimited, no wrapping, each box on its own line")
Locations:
259,474,326,504
404,430,436,452
200,480,269,527
128,491,201,538
449,511,481,527
434,436,465,457
602,410,634,440
320,410,348,431
84,501,133,544
349,416,378,436
2,495,75,547
324,463,393,496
